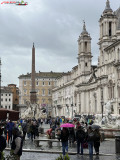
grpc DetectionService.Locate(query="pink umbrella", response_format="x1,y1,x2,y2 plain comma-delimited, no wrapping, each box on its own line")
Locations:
60,123,75,128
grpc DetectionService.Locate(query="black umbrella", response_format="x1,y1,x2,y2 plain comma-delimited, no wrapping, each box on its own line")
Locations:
91,124,101,129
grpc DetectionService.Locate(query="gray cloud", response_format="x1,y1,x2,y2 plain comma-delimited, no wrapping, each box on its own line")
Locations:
0,0,120,86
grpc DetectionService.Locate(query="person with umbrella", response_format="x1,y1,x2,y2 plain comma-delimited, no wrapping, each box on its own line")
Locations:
60,127,69,156
94,128,101,155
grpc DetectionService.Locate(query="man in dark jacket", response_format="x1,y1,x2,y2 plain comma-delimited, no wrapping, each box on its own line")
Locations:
11,128,23,160
0,128,6,159
94,128,101,155
22,121,27,141
7,120,14,144
69,127,75,146
76,126,85,155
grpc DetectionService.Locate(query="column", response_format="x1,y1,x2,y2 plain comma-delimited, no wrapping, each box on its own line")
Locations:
81,92,85,114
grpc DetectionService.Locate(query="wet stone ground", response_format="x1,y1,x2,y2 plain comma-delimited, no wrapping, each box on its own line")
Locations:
5,124,120,160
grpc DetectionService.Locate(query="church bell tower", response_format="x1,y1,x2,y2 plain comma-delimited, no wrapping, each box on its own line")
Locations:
98,0,117,65
78,21,92,75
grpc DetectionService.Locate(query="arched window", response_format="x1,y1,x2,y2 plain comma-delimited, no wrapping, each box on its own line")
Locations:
102,23,104,36
117,86,120,98
109,22,112,36
118,48,120,61
85,42,87,52
108,80,114,99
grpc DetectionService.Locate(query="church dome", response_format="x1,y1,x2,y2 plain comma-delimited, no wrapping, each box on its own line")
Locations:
81,21,88,36
103,0,113,15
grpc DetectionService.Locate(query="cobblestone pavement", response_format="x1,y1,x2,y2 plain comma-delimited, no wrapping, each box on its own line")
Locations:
5,151,120,160
5,124,120,160
19,153,120,160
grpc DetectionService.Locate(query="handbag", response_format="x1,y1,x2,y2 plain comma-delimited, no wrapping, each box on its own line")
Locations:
83,142,88,148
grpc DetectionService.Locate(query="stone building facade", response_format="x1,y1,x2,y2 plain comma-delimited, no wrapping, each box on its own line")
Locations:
18,72,65,115
8,84,19,111
1,84,19,110
52,0,120,118
1,86,13,110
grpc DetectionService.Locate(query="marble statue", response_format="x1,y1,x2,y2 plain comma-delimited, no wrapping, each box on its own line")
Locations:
94,101,120,129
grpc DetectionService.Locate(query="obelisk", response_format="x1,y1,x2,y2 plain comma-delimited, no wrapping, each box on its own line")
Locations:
30,43,37,104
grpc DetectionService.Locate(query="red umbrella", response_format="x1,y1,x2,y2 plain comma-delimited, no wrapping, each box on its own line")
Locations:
60,123,75,128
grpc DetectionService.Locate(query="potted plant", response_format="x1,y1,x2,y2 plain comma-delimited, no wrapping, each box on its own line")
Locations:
55,154,70,160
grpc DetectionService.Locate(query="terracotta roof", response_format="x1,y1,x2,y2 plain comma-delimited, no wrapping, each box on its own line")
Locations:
1,86,12,93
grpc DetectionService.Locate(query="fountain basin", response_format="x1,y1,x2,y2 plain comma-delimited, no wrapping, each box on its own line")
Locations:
100,128,120,138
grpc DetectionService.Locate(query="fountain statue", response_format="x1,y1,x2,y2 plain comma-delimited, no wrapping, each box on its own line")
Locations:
94,101,120,138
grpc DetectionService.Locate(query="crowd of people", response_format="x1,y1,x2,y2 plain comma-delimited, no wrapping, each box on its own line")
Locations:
0,118,45,160
0,117,101,159
47,117,101,157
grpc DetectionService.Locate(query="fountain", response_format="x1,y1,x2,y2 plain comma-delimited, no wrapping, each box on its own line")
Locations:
94,101,120,138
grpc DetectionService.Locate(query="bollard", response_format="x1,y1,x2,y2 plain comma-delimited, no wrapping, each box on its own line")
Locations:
51,130,55,139
101,131,105,141
115,134,120,154
40,127,44,134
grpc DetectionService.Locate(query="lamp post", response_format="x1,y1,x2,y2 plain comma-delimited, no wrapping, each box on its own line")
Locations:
71,103,73,119
101,102,104,118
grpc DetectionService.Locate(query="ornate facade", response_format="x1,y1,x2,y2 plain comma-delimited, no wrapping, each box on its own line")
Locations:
52,0,120,117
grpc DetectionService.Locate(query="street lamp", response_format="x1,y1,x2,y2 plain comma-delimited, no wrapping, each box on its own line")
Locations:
101,102,104,118
71,103,73,119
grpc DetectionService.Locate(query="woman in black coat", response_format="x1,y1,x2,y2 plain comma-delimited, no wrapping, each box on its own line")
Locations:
60,127,69,156
94,129,101,155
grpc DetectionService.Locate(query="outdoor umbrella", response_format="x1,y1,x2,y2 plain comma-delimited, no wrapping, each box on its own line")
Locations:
60,123,75,128
91,124,101,129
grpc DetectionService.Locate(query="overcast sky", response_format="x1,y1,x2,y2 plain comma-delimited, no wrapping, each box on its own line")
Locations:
0,0,120,86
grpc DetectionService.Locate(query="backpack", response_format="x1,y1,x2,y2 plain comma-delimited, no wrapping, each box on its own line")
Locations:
88,131,95,141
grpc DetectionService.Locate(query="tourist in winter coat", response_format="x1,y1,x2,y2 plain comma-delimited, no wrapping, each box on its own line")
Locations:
7,120,15,144
11,128,23,160
76,126,85,155
94,129,101,155
22,121,27,141
87,126,94,155
60,127,69,156
30,121,36,141
69,127,75,146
